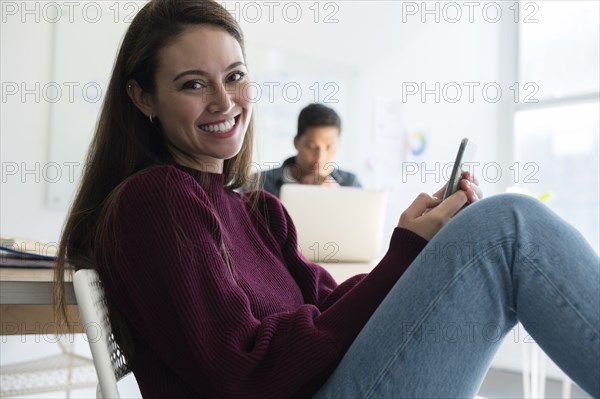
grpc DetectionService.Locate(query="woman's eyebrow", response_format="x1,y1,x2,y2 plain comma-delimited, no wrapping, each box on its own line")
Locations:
172,61,246,82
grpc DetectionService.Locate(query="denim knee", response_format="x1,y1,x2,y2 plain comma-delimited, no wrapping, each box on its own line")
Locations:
464,193,548,228
478,192,543,212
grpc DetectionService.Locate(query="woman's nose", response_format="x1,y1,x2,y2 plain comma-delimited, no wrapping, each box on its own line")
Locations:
207,83,234,114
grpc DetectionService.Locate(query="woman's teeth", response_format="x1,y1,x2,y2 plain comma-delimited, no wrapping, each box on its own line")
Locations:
199,118,236,133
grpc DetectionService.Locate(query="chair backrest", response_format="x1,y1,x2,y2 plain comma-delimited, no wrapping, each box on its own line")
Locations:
73,269,130,399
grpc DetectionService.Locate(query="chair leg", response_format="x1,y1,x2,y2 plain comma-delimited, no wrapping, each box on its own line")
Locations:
561,374,572,399
522,339,547,398
522,339,531,398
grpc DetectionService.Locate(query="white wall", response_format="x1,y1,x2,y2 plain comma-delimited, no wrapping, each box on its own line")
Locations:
0,8,140,398
238,1,517,241
0,12,96,399
1,1,516,241
1,10,67,243
2,2,515,235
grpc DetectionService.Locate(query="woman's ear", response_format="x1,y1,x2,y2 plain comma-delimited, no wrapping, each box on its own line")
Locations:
126,79,154,118
293,136,300,151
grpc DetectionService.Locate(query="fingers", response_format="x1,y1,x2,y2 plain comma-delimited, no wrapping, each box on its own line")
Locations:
321,178,340,188
462,171,480,187
433,171,481,202
398,191,466,240
299,174,314,184
430,189,469,219
460,171,483,202
460,179,478,202
403,192,442,219
299,173,333,185
432,184,447,200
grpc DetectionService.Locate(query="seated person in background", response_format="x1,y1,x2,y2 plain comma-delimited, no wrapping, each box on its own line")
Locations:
260,103,361,197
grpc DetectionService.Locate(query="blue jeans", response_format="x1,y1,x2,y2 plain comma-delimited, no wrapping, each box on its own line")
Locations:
314,194,600,398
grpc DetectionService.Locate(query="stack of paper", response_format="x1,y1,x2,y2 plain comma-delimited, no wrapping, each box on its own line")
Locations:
0,235,65,269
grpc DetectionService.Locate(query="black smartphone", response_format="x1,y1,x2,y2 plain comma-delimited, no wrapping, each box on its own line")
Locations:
443,138,477,200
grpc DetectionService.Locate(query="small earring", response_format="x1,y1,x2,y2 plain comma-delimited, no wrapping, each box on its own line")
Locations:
149,115,154,124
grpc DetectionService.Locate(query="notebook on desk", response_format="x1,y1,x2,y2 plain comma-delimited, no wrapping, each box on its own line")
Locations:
279,184,387,263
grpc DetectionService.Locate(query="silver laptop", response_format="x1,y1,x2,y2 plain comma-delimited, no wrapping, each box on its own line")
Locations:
279,184,387,263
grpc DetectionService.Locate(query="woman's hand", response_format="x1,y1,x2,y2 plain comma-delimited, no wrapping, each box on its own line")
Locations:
397,172,483,241
398,191,467,241
460,171,483,203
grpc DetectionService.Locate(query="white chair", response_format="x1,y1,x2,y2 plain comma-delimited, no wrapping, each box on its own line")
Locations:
73,269,130,398
521,335,573,399
0,335,97,397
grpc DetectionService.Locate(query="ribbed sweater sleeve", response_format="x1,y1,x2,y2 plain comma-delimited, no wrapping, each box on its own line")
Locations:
262,194,428,346
95,165,428,398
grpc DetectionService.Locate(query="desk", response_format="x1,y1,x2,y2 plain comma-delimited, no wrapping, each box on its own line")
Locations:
0,268,82,335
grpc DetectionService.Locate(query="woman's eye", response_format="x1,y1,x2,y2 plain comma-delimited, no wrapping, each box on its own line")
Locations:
227,71,246,83
182,81,205,90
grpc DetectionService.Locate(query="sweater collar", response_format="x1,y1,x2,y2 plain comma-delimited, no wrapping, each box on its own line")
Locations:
172,163,226,192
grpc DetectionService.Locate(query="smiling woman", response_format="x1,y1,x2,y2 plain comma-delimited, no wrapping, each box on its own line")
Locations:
127,25,253,172
52,0,260,388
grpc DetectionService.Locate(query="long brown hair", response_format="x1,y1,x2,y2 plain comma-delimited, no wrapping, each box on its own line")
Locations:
54,0,256,359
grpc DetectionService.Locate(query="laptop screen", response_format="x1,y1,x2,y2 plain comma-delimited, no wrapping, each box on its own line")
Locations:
279,185,387,263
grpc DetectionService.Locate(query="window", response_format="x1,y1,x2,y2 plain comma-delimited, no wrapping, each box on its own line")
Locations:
513,0,599,253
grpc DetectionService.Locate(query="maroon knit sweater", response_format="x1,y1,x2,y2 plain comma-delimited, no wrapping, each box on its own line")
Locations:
94,164,427,398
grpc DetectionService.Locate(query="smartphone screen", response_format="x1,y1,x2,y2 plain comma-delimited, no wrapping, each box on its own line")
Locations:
443,138,477,199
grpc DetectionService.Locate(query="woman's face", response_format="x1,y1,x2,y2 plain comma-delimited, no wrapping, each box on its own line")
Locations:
150,25,252,172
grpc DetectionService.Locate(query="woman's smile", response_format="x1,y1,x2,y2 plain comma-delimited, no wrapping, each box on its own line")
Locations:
197,114,241,139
